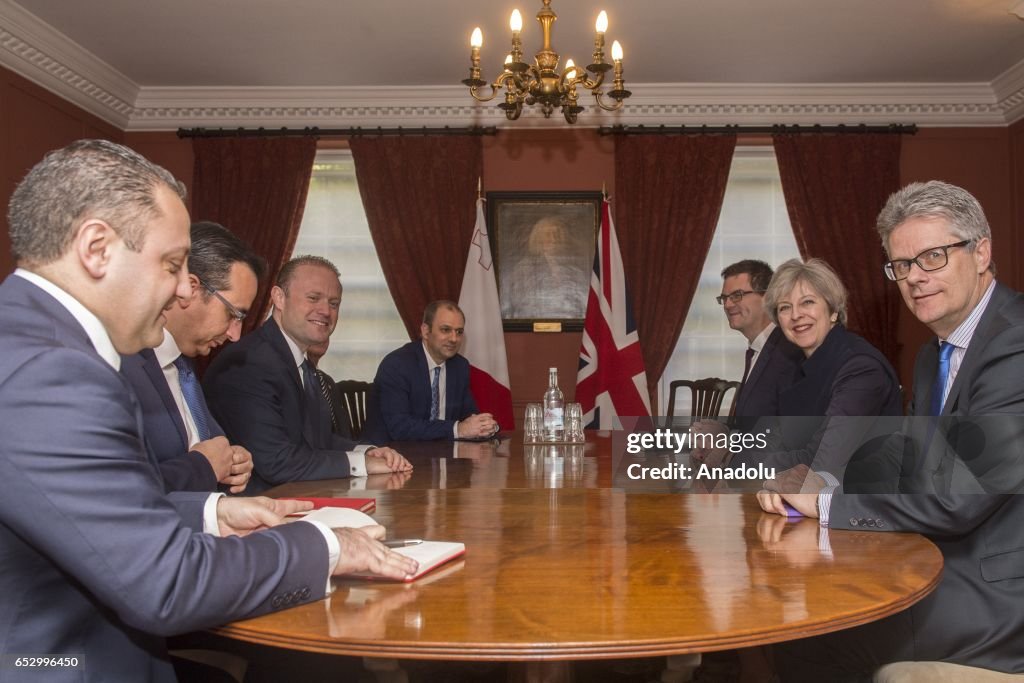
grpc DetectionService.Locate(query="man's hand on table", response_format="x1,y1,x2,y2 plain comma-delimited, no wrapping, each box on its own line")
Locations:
331,525,419,580
366,447,412,473
216,496,313,536
457,413,498,439
756,464,824,518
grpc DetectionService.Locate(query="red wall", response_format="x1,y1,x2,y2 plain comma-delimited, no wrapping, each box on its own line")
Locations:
895,128,1016,386
0,66,122,275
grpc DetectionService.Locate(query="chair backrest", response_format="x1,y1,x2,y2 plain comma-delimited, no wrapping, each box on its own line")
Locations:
665,377,741,422
334,380,372,439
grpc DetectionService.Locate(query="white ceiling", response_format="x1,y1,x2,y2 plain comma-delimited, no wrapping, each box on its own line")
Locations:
3,0,1024,129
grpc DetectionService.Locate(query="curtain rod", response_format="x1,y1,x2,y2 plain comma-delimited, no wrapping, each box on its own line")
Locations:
598,124,918,136
176,126,498,139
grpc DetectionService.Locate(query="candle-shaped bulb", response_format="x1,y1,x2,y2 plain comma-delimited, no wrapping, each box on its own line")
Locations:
504,54,513,70
471,27,483,48
510,9,523,33
596,11,608,34
611,40,623,61
565,58,577,79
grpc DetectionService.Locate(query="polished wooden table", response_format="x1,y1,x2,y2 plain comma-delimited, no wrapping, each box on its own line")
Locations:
215,433,942,670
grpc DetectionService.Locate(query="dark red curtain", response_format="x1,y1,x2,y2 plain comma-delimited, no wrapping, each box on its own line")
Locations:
615,135,737,402
349,136,482,339
191,136,317,332
772,133,903,365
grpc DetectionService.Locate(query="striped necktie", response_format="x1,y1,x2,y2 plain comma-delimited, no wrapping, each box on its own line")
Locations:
314,368,339,433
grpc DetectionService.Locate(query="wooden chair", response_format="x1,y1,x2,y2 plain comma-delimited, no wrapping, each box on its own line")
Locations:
333,380,372,439
665,377,741,424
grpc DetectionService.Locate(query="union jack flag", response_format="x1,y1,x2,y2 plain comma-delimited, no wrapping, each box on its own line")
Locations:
576,196,651,429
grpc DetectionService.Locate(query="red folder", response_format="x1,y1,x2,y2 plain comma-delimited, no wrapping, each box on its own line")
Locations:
281,497,376,514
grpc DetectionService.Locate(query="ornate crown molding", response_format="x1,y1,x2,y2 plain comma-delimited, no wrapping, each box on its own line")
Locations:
2,0,1023,131
0,0,137,128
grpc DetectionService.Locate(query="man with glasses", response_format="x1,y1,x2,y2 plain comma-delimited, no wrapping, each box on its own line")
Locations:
718,260,801,424
121,221,261,492
759,181,1024,679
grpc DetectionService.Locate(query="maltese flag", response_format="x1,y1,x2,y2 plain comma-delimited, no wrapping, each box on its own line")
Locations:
458,197,515,430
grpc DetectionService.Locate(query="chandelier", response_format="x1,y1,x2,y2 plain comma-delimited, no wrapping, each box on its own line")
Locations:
461,0,630,124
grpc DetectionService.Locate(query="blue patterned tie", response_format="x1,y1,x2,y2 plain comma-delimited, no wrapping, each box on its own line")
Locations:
929,341,955,416
173,355,212,441
430,366,441,421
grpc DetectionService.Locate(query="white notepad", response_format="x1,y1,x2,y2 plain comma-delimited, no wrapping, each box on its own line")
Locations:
303,507,466,582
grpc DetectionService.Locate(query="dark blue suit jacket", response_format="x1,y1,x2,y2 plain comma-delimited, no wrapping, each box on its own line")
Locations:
732,325,803,424
363,341,478,442
204,318,360,493
120,348,220,492
734,324,902,475
0,274,328,682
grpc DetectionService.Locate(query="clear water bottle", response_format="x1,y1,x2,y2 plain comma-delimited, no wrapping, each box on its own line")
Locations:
543,367,564,441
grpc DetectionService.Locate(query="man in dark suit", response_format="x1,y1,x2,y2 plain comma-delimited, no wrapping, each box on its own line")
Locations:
204,256,411,493
760,181,1024,678
363,300,498,442
718,259,802,423
121,221,262,493
0,140,416,682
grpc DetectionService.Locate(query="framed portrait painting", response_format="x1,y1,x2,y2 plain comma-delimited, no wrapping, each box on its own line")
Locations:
487,191,602,332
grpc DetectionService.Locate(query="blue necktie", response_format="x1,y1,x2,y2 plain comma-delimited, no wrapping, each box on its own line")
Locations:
173,355,212,441
929,341,955,416
430,366,441,421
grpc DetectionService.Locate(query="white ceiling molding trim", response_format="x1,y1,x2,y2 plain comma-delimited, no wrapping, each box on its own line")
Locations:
127,82,1009,130
2,0,1023,131
0,0,137,128
992,58,1024,123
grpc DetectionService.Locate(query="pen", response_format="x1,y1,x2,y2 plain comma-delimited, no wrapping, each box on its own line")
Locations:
383,539,423,548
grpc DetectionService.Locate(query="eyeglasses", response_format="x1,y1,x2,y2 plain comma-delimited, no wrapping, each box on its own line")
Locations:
883,240,971,281
198,277,247,322
716,289,764,305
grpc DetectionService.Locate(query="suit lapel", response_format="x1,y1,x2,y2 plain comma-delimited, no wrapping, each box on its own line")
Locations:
138,348,188,448
262,318,328,446
735,326,778,413
941,284,1012,416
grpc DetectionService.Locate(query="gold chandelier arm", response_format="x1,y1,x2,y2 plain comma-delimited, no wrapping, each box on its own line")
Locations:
469,83,502,103
592,89,626,112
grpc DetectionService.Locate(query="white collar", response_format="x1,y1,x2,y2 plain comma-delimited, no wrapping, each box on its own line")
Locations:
153,328,184,368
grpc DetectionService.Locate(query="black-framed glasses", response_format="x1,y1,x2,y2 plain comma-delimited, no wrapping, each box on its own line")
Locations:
883,240,971,281
716,289,764,305
198,277,246,322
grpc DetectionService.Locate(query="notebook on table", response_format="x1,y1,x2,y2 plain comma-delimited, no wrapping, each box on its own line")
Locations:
303,507,465,583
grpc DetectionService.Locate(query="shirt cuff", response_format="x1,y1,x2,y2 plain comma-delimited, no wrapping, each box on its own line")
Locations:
818,485,837,528
301,519,340,595
348,447,368,477
202,493,226,535
453,422,460,438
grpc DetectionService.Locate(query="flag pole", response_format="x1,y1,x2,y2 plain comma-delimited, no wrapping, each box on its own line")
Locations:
477,177,482,201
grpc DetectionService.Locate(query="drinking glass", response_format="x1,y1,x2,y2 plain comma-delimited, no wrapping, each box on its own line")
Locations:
524,403,543,443
566,402,584,443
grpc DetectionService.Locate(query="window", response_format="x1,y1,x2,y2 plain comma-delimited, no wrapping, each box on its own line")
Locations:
292,149,407,381
658,147,801,415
